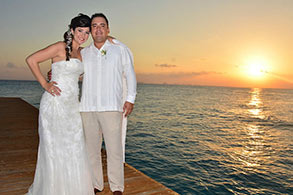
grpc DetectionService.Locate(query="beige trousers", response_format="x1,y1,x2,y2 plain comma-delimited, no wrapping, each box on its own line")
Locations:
81,112,124,192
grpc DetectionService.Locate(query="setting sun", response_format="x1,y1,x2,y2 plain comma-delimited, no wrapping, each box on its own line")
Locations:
248,62,265,77
244,57,270,79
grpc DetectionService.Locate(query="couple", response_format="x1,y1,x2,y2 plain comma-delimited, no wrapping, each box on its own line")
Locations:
26,13,137,195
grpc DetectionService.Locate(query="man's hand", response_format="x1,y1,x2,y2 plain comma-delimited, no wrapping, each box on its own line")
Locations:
123,102,134,117
107,36,116,44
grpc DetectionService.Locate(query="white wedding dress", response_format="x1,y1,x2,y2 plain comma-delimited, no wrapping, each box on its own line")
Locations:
27,59,94,195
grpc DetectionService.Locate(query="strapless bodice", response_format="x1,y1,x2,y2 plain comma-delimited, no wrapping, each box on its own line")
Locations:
50,58,83,97
51,58,83,81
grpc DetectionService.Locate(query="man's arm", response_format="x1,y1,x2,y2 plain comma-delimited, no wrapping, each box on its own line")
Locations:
121,45,137,117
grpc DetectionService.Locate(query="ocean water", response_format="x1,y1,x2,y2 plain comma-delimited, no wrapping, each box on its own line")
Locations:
0,80,292,195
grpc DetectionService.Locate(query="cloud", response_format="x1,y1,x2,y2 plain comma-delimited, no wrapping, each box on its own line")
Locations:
268,72,293,84
136,71,223,85
1,62,27,71
155,63,177,68
139,71,222,78
164,71,221,78
6,62,17,69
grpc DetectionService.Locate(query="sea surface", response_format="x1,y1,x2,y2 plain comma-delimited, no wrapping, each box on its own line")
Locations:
0,80,292,195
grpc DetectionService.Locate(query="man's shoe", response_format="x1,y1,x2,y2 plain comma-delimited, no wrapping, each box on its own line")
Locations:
94,188,102,194
113,191,122,195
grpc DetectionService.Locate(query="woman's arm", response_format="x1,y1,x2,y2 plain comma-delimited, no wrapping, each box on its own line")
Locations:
26,42,64,96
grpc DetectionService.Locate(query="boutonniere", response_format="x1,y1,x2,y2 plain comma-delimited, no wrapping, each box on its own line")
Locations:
101,49,107,56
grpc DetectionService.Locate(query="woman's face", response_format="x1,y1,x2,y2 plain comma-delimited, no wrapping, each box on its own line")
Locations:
71,27,90,45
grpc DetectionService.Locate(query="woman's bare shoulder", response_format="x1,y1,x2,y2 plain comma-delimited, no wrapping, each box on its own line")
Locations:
39,41,65,53
50,42,66,56
52,41,66,49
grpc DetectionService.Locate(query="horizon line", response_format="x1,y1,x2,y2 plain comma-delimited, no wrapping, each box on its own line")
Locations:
0,79,292,90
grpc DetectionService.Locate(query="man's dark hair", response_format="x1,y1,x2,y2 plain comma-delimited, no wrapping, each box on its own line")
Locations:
91,13,109,26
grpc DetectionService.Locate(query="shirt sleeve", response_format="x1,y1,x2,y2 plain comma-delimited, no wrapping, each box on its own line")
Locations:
121,46,137,104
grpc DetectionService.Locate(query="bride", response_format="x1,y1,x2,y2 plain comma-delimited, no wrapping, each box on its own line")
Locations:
26,14,94,195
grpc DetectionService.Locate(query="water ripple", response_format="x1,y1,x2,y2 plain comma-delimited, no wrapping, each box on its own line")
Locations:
1,81,292,195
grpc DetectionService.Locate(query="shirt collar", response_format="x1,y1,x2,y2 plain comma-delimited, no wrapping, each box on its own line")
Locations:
90,40,111,53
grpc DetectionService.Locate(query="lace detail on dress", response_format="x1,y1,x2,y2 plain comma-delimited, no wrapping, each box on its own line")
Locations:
27,59,94,195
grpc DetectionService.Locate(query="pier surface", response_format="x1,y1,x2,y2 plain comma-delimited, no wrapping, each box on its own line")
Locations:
0,97,178,195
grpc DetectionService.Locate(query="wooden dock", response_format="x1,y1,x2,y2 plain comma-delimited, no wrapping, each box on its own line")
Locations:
0,97,178,195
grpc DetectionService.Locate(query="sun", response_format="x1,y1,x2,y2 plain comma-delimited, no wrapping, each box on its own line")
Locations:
244,57,269,79
248,62,266,77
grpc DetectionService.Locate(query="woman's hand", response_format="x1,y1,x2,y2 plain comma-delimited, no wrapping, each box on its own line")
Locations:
43,81,61,96
79,73,84,81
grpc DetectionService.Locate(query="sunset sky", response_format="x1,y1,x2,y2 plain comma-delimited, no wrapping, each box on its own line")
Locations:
0,0,292,89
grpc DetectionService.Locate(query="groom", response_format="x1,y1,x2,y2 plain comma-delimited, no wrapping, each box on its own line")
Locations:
80,13,137,195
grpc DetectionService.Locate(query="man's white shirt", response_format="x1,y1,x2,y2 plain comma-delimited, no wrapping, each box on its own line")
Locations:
80,40,137,112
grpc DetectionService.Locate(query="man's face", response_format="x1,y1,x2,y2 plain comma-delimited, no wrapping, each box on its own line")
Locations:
91,17,109,44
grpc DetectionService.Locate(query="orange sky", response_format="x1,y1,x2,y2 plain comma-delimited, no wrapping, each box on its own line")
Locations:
0,0,292,89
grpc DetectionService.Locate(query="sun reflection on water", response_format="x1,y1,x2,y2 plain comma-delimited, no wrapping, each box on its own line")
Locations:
248,88,265,119
241,124,265,167
233,88,272,171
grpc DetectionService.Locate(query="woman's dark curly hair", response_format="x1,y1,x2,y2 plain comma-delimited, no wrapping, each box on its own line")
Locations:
63,13,91,61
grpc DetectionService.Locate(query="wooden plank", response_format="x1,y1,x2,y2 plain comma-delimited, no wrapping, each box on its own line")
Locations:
0,97,178,195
